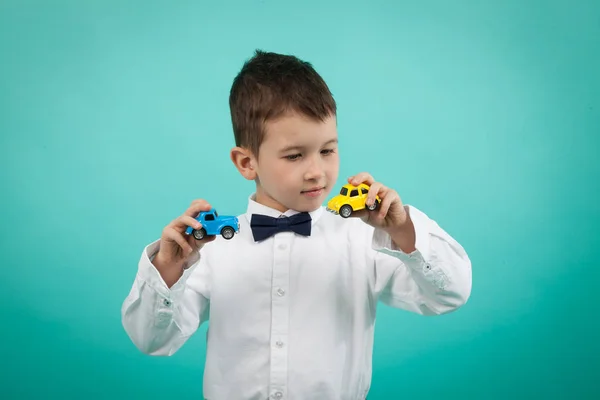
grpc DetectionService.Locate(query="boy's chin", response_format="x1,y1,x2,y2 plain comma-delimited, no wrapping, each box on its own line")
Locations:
260,189,330,213
294,194,328,212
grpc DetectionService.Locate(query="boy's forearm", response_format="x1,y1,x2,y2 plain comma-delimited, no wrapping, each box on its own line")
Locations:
152,254,184,288
387,217,417,254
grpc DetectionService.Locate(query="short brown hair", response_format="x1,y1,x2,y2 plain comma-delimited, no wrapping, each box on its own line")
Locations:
229,50,337,156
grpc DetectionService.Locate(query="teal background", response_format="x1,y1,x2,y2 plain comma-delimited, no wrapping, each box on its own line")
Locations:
1,0,599,398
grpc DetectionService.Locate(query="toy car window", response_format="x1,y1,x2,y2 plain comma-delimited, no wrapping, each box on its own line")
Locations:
205,214,215,221
350,189,359,197
340,188,348,196
361,188,368,194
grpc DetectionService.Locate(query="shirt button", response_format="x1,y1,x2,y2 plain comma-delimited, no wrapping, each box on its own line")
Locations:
277,288,285,296
163,299,171,306
275,341,284,348
273,392,283,399
278,243,287,250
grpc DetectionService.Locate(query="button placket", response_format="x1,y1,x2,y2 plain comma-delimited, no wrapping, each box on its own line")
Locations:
269,233,291,397
419,259,449,289
155,296,173,328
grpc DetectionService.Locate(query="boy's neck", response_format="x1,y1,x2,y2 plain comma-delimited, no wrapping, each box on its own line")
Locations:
253,190,290,213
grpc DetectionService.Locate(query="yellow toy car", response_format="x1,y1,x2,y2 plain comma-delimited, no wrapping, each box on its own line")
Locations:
326,183,380,218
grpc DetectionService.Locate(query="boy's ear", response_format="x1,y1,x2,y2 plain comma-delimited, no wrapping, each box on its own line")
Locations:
230,146,257,180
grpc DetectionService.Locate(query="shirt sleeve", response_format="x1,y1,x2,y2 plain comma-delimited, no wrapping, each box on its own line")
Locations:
371,205,472,316
121,239,211,356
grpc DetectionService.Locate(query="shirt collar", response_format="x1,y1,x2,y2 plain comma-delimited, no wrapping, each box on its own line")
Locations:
244,193,324,225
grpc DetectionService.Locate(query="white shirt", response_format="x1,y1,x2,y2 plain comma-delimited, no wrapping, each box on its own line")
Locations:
121,195,472,400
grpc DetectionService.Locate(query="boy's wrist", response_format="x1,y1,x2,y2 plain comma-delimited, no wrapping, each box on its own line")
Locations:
384,213,416,254
152,253,185,288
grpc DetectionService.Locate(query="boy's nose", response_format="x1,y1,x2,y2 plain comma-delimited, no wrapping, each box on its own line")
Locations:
304,159,325,180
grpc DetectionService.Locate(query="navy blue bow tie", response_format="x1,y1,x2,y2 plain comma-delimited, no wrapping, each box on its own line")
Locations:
250,212,312,242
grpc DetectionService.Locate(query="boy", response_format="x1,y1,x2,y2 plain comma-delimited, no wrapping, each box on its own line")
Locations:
121,50,472,400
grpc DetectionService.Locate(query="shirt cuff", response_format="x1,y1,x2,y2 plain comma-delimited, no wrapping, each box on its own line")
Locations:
371,205,450,290
372,205,431,260
137,239,201,301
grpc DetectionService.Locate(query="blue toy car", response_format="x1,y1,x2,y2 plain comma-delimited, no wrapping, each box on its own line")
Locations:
185,208,240,240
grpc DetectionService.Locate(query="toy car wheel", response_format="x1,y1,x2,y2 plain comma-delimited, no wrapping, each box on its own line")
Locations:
221,226,235,240
366,199,379,211
193,228,207,240
339,205,352,218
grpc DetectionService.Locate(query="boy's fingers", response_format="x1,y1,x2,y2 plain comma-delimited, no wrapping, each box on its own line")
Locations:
368,182,385,206
164,227,193,254
348,172,374,186
184,199,212,217
378,194,393,219
173,215,202,231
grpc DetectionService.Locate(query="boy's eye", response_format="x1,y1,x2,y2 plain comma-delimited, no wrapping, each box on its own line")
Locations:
285,153,301,160
321,148,335,155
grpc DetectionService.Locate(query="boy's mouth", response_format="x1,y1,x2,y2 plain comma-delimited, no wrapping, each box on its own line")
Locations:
301,186,325,197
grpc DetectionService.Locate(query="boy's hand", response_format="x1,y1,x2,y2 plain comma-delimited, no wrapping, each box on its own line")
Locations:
153,199,216,287
348,172,416,253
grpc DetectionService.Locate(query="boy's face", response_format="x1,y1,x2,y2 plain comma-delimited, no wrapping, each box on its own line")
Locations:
253,112,339,213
